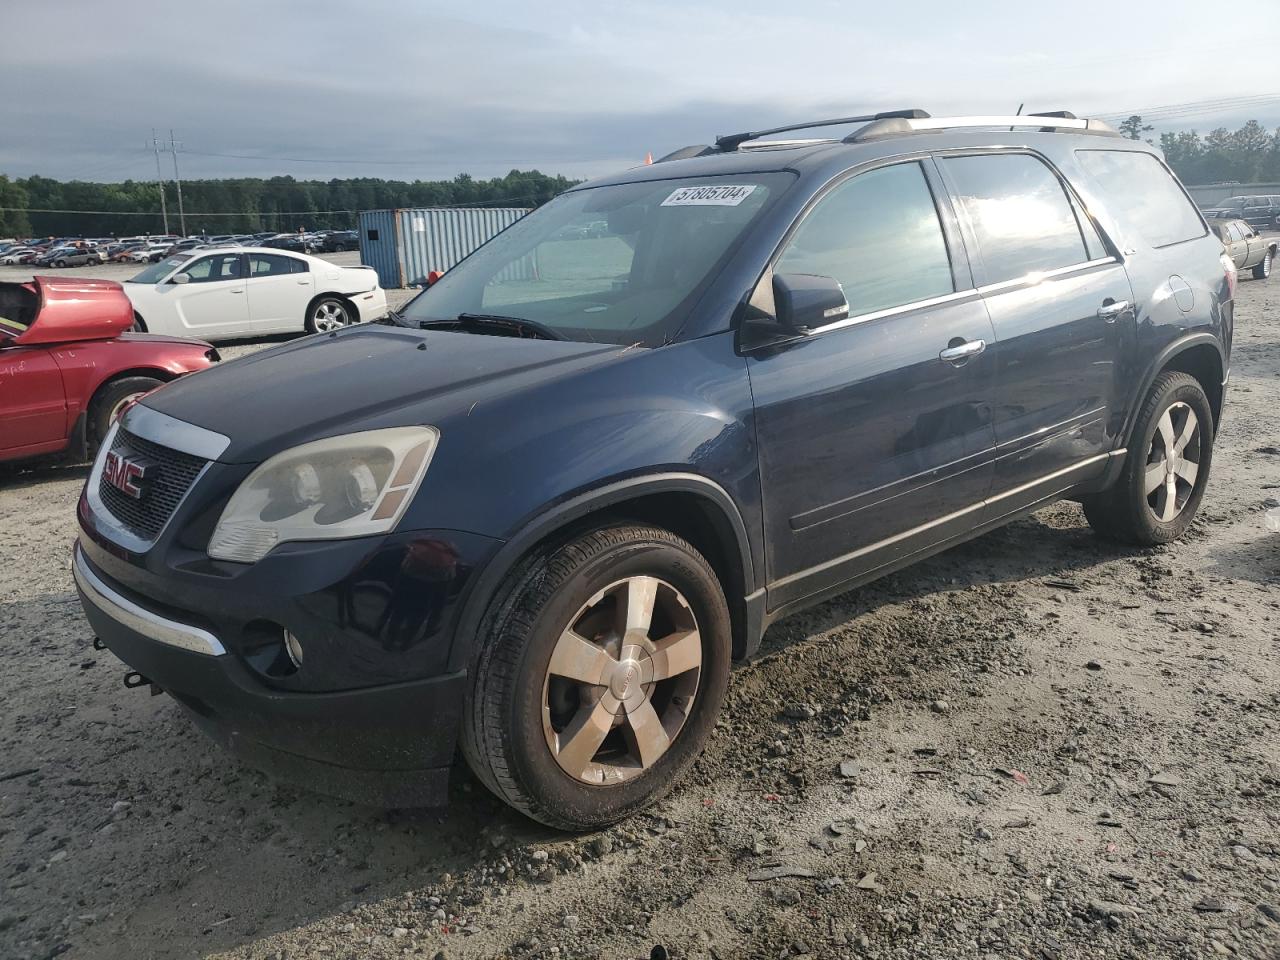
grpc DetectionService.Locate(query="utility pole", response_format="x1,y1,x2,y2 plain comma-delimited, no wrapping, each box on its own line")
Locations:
151,130,170,236
168,130,187,237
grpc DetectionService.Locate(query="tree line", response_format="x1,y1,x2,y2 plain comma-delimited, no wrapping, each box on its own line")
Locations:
0,169,578,239
1120,115,1280,185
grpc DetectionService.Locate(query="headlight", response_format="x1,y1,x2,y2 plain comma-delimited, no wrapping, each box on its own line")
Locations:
207,426,439,563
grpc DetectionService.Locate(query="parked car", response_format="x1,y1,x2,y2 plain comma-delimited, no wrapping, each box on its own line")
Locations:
108,242,147,263
127,242,175,264
319,230,359,252
0,276,218,464
73,111,1231,830
260,233,308,253
121,247,386,341
1209,217,1276,279
0,247,38,265
1201,194,1280,231
34,246,100,268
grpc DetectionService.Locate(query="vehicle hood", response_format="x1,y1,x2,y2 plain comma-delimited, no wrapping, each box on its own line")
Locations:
139,323,626,463
4,276,133,345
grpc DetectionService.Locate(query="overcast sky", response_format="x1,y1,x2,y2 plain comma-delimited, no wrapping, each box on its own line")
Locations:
4,0,1278,185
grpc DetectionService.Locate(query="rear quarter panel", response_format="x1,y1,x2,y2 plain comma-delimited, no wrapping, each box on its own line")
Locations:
1051,145,1229,440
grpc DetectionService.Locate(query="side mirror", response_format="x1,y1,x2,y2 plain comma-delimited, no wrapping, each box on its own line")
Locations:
171,273,191,284
772,273,848,334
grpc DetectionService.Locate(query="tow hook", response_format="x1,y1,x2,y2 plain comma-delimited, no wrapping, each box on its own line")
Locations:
123,671,164,696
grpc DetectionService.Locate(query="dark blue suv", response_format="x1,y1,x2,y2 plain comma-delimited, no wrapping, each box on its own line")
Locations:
74,110,1233,830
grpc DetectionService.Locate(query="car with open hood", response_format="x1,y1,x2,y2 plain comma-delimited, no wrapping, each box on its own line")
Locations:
1,276,218,465
74,110,1231,830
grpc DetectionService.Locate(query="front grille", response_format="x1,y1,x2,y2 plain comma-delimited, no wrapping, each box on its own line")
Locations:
98,428,208,541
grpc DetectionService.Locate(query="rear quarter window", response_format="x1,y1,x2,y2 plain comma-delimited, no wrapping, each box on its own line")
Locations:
1075,149,1206,248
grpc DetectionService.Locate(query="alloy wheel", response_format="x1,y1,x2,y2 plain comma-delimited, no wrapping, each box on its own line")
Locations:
1145,401,1201,522
542,576,702,784
313,301,349,332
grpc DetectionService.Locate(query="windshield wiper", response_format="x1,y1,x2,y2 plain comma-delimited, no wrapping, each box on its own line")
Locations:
418,313,565,341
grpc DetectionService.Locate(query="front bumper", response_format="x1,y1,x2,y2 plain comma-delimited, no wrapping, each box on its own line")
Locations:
73,542,467,807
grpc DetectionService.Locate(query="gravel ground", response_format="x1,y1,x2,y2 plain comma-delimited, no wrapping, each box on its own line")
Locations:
1,267,1278,960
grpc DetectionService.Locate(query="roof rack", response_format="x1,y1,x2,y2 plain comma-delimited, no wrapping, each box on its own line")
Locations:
656,110,1120,163
845,113,1120,142
714,109,930,152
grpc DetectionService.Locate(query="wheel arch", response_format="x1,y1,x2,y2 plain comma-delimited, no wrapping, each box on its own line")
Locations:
1118,335,1224,453
306,290,357,327
84,367,177,435
449,473,761,672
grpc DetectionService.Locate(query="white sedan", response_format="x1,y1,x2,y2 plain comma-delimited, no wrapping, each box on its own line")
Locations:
122,247,388,341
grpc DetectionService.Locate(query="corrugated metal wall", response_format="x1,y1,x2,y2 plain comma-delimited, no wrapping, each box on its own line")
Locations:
357,208,530,289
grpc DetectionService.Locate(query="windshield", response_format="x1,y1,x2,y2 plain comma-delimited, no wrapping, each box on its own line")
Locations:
128,255,191,284
399,174,791,346
1216,198,1244,208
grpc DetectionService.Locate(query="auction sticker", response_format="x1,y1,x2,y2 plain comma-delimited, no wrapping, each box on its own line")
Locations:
661,184,757,207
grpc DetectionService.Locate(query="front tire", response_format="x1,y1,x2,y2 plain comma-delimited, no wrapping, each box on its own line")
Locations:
461,524,732,831
1253,250,1273,280
89,376,164,451
1082,371,1213,545
306,296,352,333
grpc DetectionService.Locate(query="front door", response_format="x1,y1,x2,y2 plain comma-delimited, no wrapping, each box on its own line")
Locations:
0,346,66,457
169,253,249,336
937,151,1133,509
748,159,997,609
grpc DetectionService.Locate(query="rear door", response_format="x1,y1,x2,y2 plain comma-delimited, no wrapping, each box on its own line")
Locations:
1238,221,1263,267
747,158,997,608
937,151,1134,512
245,253,312,333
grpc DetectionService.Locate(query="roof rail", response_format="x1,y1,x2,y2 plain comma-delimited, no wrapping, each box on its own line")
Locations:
715,109,930,152
845,113,1120,142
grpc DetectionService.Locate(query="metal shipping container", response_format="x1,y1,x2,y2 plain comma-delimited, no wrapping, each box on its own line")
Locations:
357,207,530,289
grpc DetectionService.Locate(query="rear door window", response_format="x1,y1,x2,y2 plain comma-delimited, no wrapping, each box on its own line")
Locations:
943,153,1090,284
774,160,954,318
1075,150,1206,248
248,254,296,277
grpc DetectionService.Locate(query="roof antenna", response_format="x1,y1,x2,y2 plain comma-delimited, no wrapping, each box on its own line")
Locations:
1011,102,1024,132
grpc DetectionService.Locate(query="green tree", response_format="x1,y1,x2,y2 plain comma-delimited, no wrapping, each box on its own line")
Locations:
1119,115,1154,141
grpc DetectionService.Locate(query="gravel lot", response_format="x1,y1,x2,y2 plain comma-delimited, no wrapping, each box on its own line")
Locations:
1,263,1278,960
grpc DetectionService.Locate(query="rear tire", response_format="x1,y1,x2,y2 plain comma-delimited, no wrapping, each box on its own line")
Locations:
1082,372,1213,545
1253,250,1273,280
305,296,352,334
89,376,164,450
461,524,732,831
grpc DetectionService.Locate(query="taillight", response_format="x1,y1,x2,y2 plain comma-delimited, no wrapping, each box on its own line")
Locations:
1221,253,1238,301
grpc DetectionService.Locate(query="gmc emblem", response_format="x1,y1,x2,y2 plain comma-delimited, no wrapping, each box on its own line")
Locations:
103,451,154,500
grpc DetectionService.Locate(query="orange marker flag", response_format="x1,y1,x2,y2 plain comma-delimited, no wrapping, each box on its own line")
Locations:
644,151,653,165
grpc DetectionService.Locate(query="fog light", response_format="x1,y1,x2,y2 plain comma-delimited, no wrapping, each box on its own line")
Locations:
284,630,304,668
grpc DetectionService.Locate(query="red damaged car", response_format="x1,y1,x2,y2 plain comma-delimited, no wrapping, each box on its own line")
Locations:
1,276,218,464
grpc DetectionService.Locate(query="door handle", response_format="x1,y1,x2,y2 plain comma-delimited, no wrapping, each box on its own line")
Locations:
939,339,986,363
229,289,244,294
296,279,310,284
1097,299,1130,321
